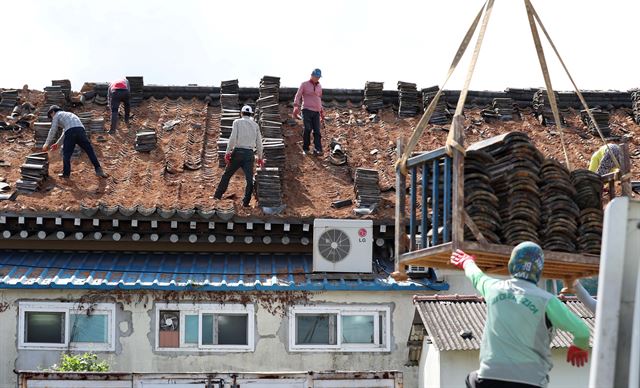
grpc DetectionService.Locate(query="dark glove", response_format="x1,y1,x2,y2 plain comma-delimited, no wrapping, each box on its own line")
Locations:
566,345,589,367
450,249,476,270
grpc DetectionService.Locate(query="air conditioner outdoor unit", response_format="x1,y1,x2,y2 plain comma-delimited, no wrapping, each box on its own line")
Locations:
313,219,373,273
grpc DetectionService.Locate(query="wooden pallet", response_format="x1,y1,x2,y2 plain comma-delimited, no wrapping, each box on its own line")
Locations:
398,241,600,280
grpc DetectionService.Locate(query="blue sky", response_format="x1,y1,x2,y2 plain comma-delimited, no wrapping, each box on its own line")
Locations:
4,0,638,91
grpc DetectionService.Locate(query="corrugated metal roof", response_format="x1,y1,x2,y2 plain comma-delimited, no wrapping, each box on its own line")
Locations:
0,251,448,291
414,295,594,351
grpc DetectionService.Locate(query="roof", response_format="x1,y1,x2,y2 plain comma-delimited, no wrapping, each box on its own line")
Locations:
0,250,448,291
1,86,638,222
413,294,594,351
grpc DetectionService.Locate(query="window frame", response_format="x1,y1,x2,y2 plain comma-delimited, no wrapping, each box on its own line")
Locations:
289,305,391,352
155,303,254,352
18,301,116,351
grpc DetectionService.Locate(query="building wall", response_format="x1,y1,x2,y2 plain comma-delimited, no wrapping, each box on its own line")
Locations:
0,289,434,388
420,343,591,388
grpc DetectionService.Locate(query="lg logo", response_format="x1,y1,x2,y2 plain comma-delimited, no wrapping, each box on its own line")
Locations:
358,228,368,242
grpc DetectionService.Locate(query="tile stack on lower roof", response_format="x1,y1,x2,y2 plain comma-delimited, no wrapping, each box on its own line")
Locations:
632,90,640,125
398,81,419,117
581,108,611,137
364,81,384,112
488,98,516,121
422,86,450,125
16,153,49,192
354,168,381,211
257,76,282,139
126,76,144,106
218,79,240,167
51,79,71,102
533,89,565,126
255,167,283,209
44,86,65,107
0,89,19,109
135,127,157,152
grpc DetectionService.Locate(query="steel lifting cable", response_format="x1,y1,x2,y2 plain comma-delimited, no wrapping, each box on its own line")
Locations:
524,0,572,170
397,1,489,175
526,0,622,172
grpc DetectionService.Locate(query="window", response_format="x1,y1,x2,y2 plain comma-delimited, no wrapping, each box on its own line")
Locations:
289,305,390,352
155,303,254,352
19,302,115,351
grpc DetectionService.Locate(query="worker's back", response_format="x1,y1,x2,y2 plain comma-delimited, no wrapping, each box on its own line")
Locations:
480,277,554,387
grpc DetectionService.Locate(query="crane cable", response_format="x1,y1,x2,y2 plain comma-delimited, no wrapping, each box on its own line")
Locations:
525,0,622,172
397,0,491,175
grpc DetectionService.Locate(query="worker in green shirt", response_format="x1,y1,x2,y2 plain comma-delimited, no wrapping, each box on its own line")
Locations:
451,242,590,388
588,143,622,175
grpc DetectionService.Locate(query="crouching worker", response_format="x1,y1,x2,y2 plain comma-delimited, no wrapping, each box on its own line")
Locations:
451,242,590,388
42,105,108,179
213,105,264,207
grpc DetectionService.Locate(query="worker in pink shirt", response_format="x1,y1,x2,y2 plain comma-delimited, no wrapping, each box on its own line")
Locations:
293,68,324,156
108,78,131,134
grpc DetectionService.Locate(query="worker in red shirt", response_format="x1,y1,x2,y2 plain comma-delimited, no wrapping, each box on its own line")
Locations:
108,78,131,134
293,69,324,156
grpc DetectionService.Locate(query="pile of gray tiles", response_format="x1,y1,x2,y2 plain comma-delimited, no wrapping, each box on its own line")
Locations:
398,81,420,117
17,153,49,192
364,81,384,112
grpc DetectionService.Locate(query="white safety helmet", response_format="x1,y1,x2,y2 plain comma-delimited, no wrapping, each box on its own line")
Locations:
241,105,253,115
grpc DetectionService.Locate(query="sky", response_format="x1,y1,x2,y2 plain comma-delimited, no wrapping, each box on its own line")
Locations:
3,0,638,92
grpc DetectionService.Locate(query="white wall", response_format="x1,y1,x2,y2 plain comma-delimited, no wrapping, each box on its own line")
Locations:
0,289,435,388
420,343,591,388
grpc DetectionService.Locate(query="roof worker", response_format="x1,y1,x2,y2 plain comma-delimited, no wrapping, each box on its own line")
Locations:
450,242,591,388
212,105,264,207
108,77,131,134
42,105,108,179
588,143,622,176
293,68,325,156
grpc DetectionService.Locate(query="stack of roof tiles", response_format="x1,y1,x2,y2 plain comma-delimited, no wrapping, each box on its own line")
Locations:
532,89,565,126
0,89,19,109
538,159,579,252
255,167,283,209
464,151,501,244
632,90,640,125
571,169,603,254
44,86,65,107
16,153,49,192
421,86,450,125
397,81,420,117
135,127,157,152
33,122,57,149
218,79,241,167
126,76,144,106
581,108,611,137
364,81,384,112
257,76,282,139
482,98,516,121
354,168,381,210
51,79,71,102
482,132,544,245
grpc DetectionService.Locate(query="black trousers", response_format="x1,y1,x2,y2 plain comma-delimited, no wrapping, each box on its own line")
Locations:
110,89,131,132
466,371,540,388
302,108,321,152
214,148,254,205
62,127,102,176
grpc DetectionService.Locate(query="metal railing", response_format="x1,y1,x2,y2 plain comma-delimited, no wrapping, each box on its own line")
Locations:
406,147,453,252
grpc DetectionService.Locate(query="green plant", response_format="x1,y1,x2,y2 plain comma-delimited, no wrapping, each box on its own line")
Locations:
50,352,110,372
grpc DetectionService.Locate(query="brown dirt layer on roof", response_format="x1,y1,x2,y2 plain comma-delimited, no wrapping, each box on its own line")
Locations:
1,91,638,219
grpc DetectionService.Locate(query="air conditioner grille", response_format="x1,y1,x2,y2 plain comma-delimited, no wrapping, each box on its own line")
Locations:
317,229,351,263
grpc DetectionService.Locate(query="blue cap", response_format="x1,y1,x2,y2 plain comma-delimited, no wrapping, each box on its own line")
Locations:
508,241,544,284
311,68,322,78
